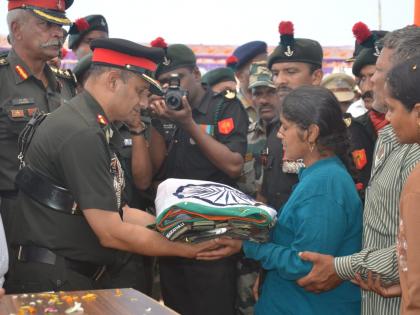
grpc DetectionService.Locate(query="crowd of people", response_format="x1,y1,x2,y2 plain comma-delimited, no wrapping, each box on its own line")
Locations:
0,1,419,314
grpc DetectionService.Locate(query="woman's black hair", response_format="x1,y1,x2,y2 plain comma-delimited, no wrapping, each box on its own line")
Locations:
387,55,420,112
281,85,353,174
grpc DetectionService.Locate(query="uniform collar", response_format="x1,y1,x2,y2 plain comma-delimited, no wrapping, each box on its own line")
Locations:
194,88,214,114
298,156,343,181
82,90,110,124
7,49,61,92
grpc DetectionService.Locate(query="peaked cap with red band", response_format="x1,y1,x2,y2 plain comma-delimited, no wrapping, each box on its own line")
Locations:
90,38,165,95
8,0,73,25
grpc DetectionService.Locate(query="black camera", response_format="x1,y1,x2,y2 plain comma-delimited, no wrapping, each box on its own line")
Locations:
164,74,188,111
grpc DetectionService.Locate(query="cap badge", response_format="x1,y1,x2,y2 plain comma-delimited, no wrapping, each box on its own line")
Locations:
162,57,171,66
284,46,294,57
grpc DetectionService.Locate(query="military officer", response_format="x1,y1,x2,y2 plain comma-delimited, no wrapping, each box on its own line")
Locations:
149,42,248,315
258,21,323,210
230,41,268,122
5,38,217,294
0,0,73,243
347,22,389,197
68,14,109,60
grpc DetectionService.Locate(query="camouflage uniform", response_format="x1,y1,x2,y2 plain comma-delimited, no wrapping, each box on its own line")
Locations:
237,89,257,123
237,119,267,197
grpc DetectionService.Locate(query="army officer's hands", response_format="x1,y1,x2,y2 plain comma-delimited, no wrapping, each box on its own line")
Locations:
196,237,243,260
149,95,195,131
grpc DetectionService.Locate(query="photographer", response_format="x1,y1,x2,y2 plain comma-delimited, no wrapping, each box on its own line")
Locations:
149,44,248,315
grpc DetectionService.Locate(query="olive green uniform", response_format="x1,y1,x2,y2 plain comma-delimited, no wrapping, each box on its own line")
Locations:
6,91,122,293
0,50,74,240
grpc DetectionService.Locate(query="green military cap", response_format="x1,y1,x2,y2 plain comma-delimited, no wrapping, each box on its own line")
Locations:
202,67,236,87
248,61,276,90
154,44,196,78
68,15,109,50
268,21,323,69
73,52,92,83
350,22,388,76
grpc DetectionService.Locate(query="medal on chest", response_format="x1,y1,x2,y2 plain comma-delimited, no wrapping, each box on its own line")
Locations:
110,154,125,209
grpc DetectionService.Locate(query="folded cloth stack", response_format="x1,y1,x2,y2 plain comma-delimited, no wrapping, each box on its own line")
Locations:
154,178,277,243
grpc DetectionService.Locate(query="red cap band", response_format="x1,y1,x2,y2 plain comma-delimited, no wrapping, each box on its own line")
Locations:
8,0,66,12
92,48,157,72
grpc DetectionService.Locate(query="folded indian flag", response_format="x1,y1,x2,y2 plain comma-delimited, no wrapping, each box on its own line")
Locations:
154,178,277,243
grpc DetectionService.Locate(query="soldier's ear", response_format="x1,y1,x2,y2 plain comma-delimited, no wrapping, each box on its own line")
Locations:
311,69,324,86
106,70,120,91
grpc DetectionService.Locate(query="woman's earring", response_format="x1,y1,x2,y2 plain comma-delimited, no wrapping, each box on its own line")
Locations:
308,142,315,153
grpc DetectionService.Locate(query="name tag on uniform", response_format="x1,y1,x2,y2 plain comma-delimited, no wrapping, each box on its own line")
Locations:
124,138,133,147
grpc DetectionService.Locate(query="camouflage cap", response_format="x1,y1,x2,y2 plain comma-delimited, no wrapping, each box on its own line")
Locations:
248,61,276,90
321,73,356,102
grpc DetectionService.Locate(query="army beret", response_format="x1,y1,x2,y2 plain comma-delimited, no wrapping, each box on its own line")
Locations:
90,38,164,95
268,21,323,69
202,67,236,87
350,22,388,76
8,0,73,25
232,41,267,70
73,52,92,83
154,44,196,78
69,15,109,50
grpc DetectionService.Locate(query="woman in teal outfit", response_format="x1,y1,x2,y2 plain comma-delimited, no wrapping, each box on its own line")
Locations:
198,86,362,314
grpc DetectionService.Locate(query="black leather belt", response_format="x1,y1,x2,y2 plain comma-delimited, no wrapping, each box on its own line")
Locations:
15,166,82,215
16,245,107,281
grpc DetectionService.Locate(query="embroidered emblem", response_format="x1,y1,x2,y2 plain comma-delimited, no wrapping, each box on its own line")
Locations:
352,149,367,170
217,118,235,135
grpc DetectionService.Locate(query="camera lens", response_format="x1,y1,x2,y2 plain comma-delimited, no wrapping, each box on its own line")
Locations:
167,96,180,107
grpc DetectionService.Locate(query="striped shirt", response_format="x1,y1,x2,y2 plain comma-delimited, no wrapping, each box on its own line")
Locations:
334,124,420,315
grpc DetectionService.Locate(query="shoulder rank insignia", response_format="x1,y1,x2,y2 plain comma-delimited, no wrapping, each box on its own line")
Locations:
97,114,108,126
50,66,77,83
352,149,367,170
15,65,29,80
218,117,235,135
224,90,236,100
343,117,352,127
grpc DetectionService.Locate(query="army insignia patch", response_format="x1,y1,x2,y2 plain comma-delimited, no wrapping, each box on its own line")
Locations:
15,65,29,80
352,149,367,170
218,118,235,135
97,114,108,126
27,108,38,117
224,90,236,99
10,109,25,118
